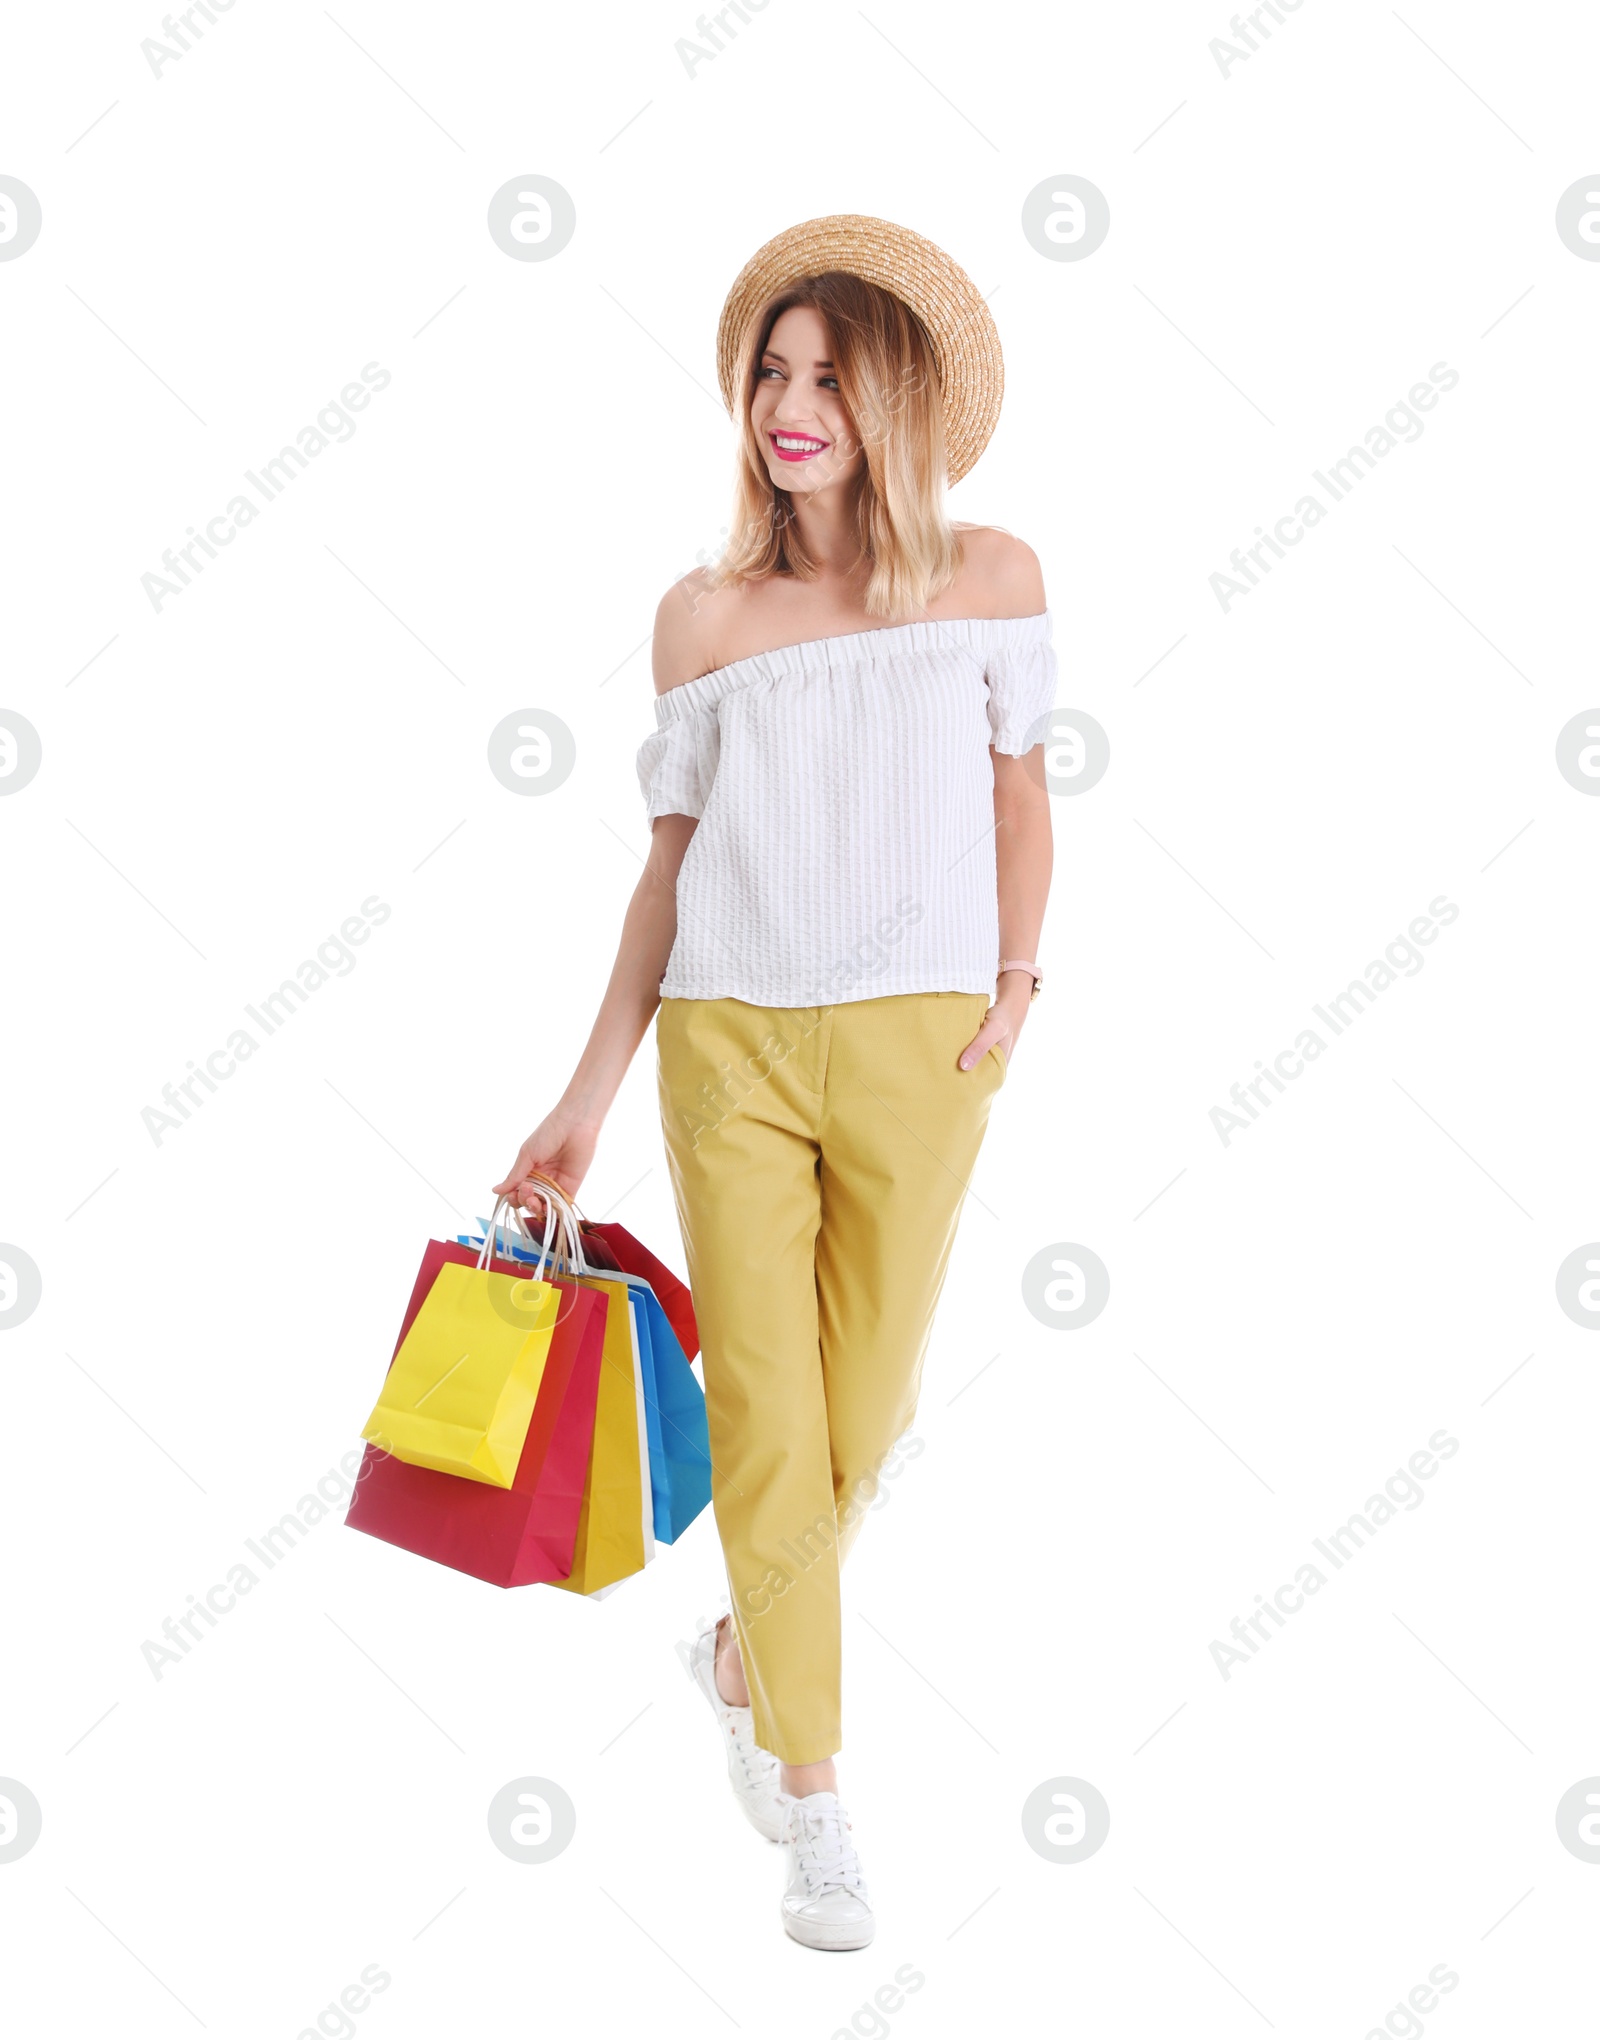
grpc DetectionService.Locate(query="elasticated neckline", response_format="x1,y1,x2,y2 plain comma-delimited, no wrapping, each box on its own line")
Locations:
653,610,1053,721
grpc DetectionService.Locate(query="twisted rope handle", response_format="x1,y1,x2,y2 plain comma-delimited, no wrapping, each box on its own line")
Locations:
516,1172,590,1278
521,1167,588,1225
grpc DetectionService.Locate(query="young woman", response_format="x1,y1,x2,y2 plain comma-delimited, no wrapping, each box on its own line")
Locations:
496,215,1055,1951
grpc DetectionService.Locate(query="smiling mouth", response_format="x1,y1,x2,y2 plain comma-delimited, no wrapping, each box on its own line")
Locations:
768,432,829,463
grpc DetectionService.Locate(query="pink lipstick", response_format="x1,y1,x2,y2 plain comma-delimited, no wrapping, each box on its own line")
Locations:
768,431,829,463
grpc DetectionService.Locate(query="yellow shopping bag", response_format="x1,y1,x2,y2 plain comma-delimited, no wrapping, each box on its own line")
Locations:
549,1277,656,1595
361,1259,560,1488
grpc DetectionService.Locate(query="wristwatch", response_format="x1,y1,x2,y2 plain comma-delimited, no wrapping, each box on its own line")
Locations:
998,958,1044,999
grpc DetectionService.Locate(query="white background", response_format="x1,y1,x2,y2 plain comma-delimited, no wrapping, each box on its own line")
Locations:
3,0,1598,2033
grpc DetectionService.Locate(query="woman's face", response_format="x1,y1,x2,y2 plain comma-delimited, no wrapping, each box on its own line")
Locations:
749,304,863,496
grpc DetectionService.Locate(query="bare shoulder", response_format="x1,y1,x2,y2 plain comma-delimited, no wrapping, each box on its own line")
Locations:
951,524,1047,618
652,570,722,696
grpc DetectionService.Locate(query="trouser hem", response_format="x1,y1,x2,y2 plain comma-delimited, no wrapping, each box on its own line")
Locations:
754,1718,842,1767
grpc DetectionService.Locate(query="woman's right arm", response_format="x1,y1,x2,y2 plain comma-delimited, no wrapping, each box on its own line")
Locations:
494,575,713,1215
493,811,696,1213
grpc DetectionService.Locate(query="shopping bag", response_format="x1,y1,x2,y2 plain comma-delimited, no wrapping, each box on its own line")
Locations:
346,1285,605,1585
460,1220,709,1549
360,1250,561,1487
548,1273,656,1596
630,1286,670,1544
389,1218,603,1514
616,1277,712,1544
346,1213,607,1586
582,1220,699,1361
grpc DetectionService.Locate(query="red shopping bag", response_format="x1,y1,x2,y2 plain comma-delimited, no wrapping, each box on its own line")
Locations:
581,1221,699,1362
345,1239,605,1587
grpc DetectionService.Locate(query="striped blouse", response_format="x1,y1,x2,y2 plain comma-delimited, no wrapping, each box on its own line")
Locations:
636,610,1058,1008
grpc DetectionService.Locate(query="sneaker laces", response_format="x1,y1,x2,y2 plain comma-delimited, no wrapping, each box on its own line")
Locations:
727,1714,776,1788
785,1799,867,1895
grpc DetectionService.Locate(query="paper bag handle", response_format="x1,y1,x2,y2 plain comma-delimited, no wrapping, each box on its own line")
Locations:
477,1192,560,1274
517,1176,590,1279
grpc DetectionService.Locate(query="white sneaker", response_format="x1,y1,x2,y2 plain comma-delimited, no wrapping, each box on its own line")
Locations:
686,1618,784,1842
778,1791,876,1951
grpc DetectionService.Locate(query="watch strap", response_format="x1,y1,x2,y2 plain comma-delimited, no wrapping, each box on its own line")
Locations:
998,958,1043,999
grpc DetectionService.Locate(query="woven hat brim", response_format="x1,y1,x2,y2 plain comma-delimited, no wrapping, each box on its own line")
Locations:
715,214,1003,485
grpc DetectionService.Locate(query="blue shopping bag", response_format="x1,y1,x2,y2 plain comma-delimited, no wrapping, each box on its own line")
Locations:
625,1278,712,1543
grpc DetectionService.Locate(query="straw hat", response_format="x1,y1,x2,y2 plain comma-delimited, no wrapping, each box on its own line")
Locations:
715,214,1003,485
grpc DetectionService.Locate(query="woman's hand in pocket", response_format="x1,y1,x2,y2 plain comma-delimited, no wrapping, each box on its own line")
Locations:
958,977,1032,1073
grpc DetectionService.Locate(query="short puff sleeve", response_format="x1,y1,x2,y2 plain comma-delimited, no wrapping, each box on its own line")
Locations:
983,616,1059,756
636,690,721,823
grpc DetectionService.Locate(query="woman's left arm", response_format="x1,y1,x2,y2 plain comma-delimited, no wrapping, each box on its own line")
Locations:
956,525,1055,1074
958,751,1054,1071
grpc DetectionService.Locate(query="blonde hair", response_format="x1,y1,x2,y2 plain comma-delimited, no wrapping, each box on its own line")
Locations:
710,272,960,621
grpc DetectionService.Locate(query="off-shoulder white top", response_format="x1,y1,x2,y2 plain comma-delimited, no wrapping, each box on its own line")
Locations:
636,610,1058,1007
